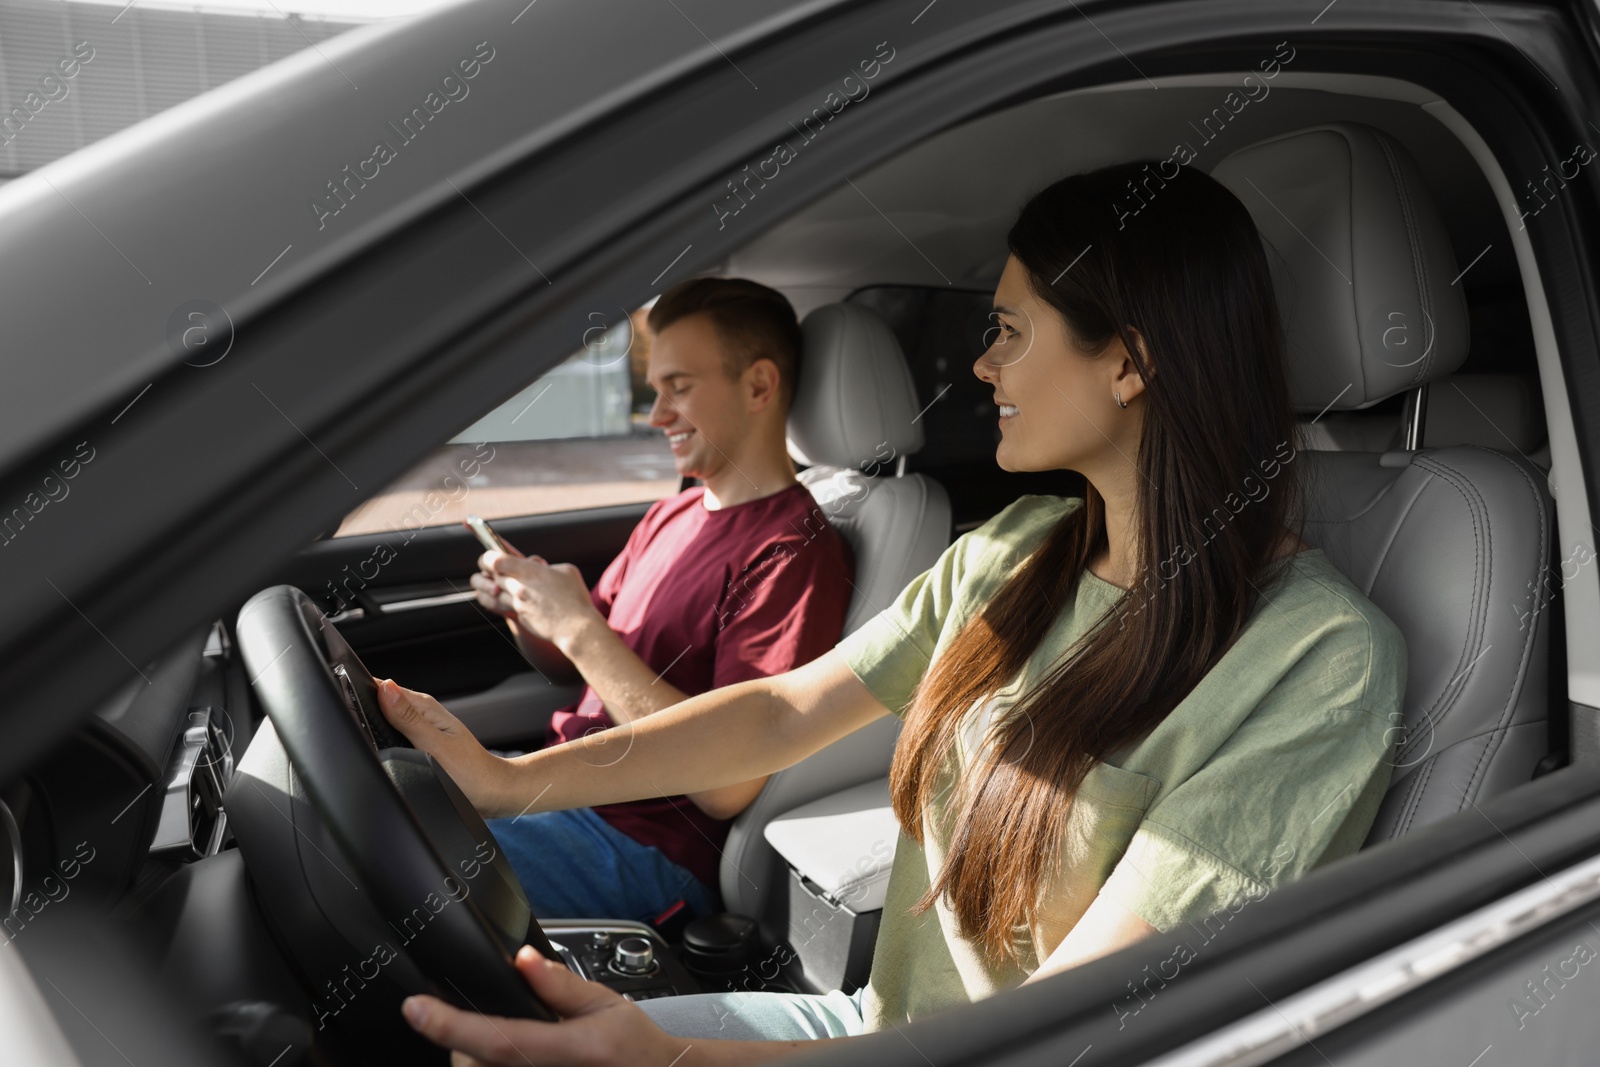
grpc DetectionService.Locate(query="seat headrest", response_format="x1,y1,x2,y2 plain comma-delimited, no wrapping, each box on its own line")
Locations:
787,303,924,470
1212,122,1469,414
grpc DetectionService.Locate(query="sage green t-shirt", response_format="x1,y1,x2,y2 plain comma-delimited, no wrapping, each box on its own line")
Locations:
835,494,1406,1032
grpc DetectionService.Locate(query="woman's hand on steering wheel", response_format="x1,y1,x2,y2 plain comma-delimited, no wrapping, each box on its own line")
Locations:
375,678,516,818
402,944,687,1067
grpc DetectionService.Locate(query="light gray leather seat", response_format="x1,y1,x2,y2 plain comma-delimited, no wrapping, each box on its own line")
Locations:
1424,371,1550,467
1214,122,1555,842
718,302,951,922
1293,370,1551,468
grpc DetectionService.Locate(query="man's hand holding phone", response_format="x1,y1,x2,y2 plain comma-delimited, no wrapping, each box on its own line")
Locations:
465,515,524,559
477,552,596,649
466,515,540,617
465,516,589,684
470,552,536,619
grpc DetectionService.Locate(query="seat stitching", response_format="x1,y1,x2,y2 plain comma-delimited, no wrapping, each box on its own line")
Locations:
1411,455,1491,711
1379,758,1424,839
1376,460,1484,767
1402,455,1491,752
1451,446,1550,800
1452,735,1498,812
1304,458,1429,600
1438,719,1544,753
1371,446,1552,835
1350,465,1433,603
1302,459,1430,575
1378,773,1411,839
1309,453,1509,801
1397,757,1436,836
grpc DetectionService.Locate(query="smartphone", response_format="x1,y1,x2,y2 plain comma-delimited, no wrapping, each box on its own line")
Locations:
464,514,524,557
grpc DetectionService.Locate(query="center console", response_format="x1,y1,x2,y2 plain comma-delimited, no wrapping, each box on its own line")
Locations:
540,920,700,1001
540,914,806,1002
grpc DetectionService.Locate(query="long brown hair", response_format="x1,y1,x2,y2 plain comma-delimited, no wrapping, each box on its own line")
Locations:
889,162,1305,964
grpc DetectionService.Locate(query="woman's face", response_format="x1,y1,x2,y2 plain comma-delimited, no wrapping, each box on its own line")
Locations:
973,253,1143,475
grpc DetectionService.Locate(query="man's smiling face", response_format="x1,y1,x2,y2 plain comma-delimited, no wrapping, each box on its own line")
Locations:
645,311,755,482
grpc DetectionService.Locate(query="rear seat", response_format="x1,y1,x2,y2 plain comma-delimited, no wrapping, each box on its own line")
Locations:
1296,371,1551,470
1423,372,1550,467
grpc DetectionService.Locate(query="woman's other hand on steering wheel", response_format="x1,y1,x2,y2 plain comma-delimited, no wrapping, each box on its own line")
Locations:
402,944,687,1067
375,678,515,817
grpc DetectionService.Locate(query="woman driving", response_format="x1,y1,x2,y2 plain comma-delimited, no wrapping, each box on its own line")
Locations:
375,160,1406,1066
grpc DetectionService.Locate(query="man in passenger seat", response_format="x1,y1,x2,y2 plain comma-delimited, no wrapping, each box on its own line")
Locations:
468,276,854,928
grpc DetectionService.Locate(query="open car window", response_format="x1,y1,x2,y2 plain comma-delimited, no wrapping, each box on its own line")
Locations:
332,305,676,536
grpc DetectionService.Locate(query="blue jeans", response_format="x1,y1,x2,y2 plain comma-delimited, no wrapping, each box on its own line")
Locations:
639,985,868,1040
486,807,717,924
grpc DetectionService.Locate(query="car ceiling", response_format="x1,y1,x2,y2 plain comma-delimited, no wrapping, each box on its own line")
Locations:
723,76,1510,318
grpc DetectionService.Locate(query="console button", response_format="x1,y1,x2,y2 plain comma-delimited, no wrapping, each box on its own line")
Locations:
613,937,655,975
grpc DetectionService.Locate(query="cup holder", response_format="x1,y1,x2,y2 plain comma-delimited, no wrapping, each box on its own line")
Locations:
679,913,759,977
677,913,800,994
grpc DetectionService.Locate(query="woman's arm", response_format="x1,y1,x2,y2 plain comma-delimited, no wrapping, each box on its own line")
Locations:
1024,891,1158,984
376,647,889,819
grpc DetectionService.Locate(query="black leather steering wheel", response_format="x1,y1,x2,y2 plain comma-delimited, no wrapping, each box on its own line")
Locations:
235,585,559,1023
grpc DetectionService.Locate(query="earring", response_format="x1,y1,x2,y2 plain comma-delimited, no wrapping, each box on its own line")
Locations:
1114,390,1127,409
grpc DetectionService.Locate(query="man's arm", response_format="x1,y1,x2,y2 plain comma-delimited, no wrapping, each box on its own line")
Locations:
553,611,693,726
494,580,767,818
475,533,848,819
504,615,583,685
549,599,817,818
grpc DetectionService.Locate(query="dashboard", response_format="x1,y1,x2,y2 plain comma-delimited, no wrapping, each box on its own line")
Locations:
0,610,783,1066
1,619,252,949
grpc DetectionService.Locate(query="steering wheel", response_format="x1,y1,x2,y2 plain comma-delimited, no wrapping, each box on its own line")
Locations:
235,584,559,1024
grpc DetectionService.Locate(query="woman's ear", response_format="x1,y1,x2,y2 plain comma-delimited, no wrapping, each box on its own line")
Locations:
1111,327,1153,404
1125,326,1154,381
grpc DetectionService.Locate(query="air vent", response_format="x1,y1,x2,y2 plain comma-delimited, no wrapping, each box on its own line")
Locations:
151,706,234,858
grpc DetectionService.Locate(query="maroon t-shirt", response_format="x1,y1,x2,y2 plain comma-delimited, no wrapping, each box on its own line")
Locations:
546,481,854,895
